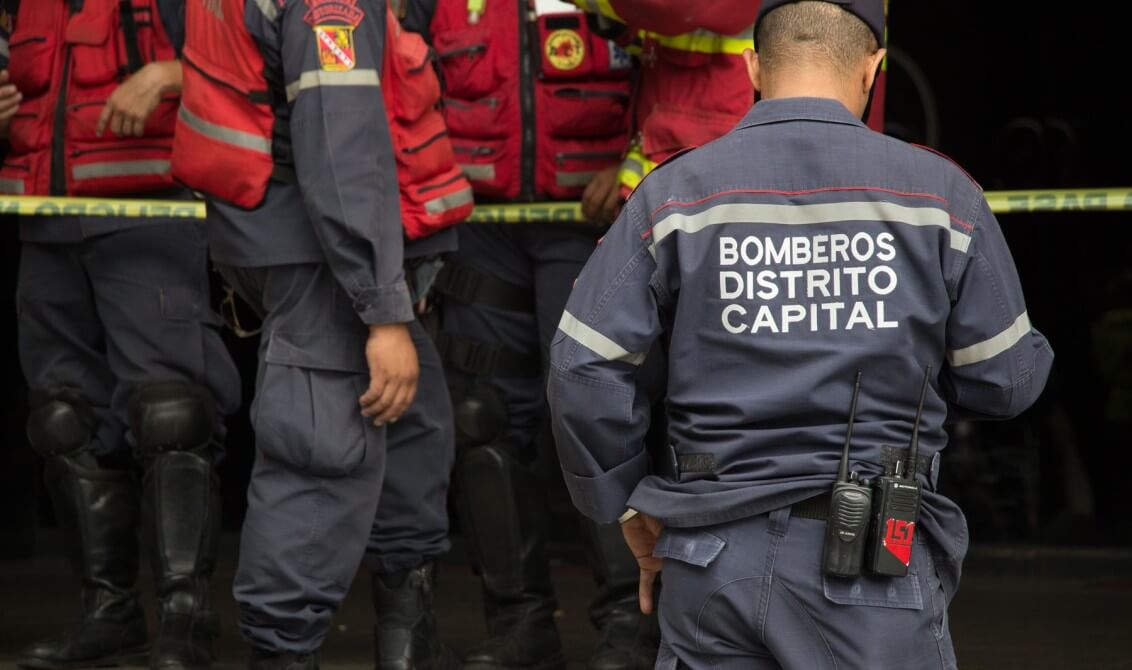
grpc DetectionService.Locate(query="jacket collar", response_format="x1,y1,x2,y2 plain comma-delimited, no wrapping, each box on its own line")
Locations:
737,97,868,130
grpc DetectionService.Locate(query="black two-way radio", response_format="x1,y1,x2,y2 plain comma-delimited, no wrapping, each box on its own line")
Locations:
822,372,873,578
867,366,932,577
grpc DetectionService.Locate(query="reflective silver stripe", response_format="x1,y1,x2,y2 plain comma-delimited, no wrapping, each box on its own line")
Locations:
285,68,381,102
651,201,970,255
72,160,171,181
558,311,646,366
424,186,474,215
0,178,25,194
947,312,1032,368
556,170,596,188
179,106,272,154
459,163,496,181
252,0,279,21
620,158,645,177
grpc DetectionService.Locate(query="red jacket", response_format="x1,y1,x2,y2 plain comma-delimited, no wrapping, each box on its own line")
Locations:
430,0,632,202
0,0,178,196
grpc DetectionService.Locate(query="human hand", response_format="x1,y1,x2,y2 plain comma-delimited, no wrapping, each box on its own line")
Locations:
0,70,22,137
581,165,623,226
97,61,181,137
621,511,665,614
359,323,419,426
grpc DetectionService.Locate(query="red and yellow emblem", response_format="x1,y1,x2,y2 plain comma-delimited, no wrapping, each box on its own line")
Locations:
314,25,356,71
544,29,585,71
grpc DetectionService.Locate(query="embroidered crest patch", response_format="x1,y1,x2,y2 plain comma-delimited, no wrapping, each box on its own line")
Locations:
314,24,356,71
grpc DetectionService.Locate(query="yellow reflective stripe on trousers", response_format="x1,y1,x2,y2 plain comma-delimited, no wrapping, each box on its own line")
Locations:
285,69,381,102
0,178,26,194
947,312,1033,367
424,186,474,215
179,106,272,154
558,311,646,366
71,160,171,181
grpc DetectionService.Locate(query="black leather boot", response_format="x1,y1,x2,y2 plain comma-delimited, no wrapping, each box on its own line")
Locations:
248,649,320,670
18,451,148,669
372,563,460,670
456,444,565,670
583,520,659,670
143,448,222,670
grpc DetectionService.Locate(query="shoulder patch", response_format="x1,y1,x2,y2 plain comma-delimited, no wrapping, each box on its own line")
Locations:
911,143,982,190
304,0,364,27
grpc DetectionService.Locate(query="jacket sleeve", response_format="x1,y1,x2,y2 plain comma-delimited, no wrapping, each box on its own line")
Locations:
574,0,757,35
547,197,666,524
280,0,413,325
941,197,1054,418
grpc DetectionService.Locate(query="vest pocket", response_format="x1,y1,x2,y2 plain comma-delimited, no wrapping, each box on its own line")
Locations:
386,24,440,123
392,111,455,183
65,3,122,87
537,136,623,199
443,95,510,140
452,137,511,198
66,140,174,196
434,26,497,100
541,83,630,139
7,35,56,96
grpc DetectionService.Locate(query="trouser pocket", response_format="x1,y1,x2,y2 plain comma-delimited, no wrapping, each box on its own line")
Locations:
253,331,374,478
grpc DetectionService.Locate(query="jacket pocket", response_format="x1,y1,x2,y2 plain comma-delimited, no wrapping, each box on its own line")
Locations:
443,94,510,139
537,135,624,199
453,137,512,197
65,2,122,87
7,34,57,96
252,332,374,478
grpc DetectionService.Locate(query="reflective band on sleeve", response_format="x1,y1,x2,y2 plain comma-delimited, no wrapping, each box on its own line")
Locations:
650,26,753,56
459,163,496,181
579,0,622,21
285,68,381,102
558,311,646,366
0,178,25,194
651,201,970,255
424,186,474,215
557,170,597,188
72,160,171,181
252,0,279,21
179,106,272,154
947,312,1032,368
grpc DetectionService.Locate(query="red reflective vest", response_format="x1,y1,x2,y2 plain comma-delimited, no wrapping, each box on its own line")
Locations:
430,0,632,202
0,0,179,196
171,0,472,240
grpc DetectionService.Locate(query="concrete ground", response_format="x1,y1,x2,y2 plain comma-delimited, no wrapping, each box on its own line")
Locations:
1,535,1130,670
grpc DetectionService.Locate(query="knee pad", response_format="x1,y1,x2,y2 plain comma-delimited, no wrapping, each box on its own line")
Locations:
27,391,96,457
452,385,508,450
128,383,217,457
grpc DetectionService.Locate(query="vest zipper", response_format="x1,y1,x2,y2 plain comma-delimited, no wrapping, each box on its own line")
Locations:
518,1,536,201
50,44,73,196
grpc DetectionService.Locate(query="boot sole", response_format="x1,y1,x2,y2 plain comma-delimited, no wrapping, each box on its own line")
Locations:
462,655,567,670
16,646,149,669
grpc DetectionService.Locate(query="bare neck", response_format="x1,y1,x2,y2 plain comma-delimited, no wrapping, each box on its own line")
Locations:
760,68,860,116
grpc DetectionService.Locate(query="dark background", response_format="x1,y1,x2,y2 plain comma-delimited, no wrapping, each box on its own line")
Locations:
2,1,1131,557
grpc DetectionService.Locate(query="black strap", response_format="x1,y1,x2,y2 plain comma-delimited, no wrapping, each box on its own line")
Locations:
435,332,540,378
792,493,832,521
271,164,297,185
879,445,934,479
433,263,534,313
118,0,144,74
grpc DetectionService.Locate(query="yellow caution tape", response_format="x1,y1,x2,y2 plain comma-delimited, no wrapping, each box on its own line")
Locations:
0,196,205,220
2,188,1131,222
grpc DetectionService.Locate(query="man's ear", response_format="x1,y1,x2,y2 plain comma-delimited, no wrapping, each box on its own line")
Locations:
863,48,887,95
744,48,762,93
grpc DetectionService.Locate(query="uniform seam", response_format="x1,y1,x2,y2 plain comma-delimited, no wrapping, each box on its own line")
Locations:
776,580,839,669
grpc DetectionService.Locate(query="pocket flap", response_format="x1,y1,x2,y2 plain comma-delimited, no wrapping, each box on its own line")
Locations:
65,5,114,46
264,332,368,373
822,572,924,610
653,528,726,567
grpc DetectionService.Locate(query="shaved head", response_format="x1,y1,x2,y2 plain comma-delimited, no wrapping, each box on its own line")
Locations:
755,1,880,77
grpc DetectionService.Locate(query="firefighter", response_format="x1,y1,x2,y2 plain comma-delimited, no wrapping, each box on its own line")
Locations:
396,1,650,668
0,1,241,668
548,1,1054,668
169,0,473,666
